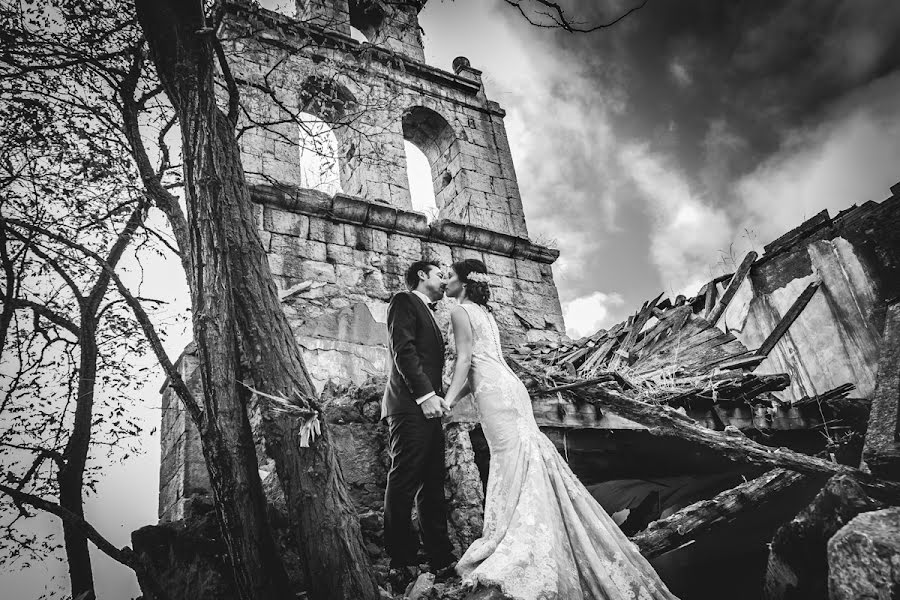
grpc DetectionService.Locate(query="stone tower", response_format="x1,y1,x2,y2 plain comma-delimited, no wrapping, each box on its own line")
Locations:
158,0,566,523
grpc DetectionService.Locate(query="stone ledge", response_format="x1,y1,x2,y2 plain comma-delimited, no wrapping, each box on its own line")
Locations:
251,184,560,264
222,1,497,110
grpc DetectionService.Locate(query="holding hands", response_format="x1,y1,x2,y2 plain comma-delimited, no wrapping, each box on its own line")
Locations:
420,394,447,418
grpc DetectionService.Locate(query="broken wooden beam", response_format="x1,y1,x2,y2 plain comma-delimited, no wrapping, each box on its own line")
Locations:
532,379,900,496
707,251,758,324
702,280,718,318
755,280,821,358
718,354,766,371
630,468,811,559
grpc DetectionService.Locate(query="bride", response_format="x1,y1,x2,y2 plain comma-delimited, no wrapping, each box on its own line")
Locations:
441,258,679,600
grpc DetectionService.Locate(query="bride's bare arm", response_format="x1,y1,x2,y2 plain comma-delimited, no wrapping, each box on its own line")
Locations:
444,306,473,408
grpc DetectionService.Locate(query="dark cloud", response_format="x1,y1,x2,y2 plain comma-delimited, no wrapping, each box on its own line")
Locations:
551,0,900,187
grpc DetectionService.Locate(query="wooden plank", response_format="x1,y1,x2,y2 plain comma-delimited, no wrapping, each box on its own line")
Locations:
703,279,718,318
708,251,758,324
755,280,821,358
631,468,809,559
540,380,900,496
718,355,766,371
578,336,618,376
610,293,664,370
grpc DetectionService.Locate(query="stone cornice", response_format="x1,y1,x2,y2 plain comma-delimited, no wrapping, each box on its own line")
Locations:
220,1,502,113
251,184,559,264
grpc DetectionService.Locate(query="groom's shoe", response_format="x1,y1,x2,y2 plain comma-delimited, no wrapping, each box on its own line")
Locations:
429,553,457,571
429,554,458,583
432,562,457,584
386,564,418,593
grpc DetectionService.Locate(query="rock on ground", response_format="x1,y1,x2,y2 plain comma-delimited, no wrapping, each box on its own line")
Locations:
827,507,900,600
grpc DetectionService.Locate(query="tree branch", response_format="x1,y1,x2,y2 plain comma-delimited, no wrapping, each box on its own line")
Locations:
3,218,202,426
502,0,649,33
10,298,80,336
0,483,170,600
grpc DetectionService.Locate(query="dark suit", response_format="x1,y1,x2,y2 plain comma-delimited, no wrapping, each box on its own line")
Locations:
382,291,454,568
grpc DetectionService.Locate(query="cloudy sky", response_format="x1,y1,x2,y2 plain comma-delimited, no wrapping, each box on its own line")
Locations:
6,1,900,598
418,0,900,337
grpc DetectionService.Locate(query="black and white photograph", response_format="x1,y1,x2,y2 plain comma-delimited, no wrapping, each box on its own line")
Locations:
1,1,899,599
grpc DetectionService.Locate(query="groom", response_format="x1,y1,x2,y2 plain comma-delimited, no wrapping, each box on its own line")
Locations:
382,259,456,586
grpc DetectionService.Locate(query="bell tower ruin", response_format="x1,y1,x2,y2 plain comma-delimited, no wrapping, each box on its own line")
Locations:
158,0,566,524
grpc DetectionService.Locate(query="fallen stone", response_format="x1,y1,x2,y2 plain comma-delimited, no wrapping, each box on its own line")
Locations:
406,572,435,600
827,507,900,600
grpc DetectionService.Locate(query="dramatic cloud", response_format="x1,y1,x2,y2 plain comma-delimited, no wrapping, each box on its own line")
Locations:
734,73,900,243
619,144,734,296
563,291,626,339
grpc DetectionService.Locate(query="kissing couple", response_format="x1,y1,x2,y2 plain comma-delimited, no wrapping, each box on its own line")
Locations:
381,258,679,599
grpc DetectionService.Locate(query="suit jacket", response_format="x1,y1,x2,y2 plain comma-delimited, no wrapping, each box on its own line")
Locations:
381,291,445,420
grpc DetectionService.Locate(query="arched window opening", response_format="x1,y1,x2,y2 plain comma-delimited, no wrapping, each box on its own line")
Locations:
404,141,438,221
297,76,359,196
298,112,341,195
402,106,460,221
348,0,386,42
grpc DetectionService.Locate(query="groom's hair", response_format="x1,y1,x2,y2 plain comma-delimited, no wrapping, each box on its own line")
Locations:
405,260,440,290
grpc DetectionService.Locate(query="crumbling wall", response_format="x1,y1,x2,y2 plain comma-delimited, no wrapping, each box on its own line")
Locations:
719,189,900,402
159,0,566,525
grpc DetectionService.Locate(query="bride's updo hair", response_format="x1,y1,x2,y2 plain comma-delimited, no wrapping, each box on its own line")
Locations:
452,258,492,310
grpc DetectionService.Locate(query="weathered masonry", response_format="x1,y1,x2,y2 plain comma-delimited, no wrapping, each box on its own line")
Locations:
158,0,566,523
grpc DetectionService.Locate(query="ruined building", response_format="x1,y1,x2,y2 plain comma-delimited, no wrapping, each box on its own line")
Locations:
159,0,564,526
150,2,900,599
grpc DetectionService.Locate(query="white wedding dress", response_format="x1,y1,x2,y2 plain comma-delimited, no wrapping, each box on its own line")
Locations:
453,302,679,600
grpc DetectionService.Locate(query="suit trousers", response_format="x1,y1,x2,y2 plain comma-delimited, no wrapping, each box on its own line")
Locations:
383,411,453,567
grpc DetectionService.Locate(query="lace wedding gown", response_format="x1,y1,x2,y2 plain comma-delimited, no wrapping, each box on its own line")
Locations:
453,302,679,600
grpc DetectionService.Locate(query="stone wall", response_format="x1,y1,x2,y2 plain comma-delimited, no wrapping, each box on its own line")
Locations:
254,184,565,393
158,0,567,524
222,0,530,238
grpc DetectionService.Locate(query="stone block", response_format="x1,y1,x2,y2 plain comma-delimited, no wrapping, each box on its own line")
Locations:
355,228,388,253
431,220,467,246
422,242,452,267
307,217,327,242
483,254,516,278
300,260,337,284
488,283,512,306
366,203,399,230
157,471,184,522
827,508,900,600
363,270,392,300
460,170,495,196
451,247,485,263
395,210,429,237
387,234,422,261
267,254,302,279
515,260,543,283
269,234,327,261
332,194,369,225
326,243,355,266
336,264,365,288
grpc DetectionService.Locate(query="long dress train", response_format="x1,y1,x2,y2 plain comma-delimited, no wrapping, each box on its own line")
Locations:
453,302,679,600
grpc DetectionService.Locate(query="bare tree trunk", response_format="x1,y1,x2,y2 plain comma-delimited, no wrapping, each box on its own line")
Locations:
57,322,98,599
133,2,378,598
